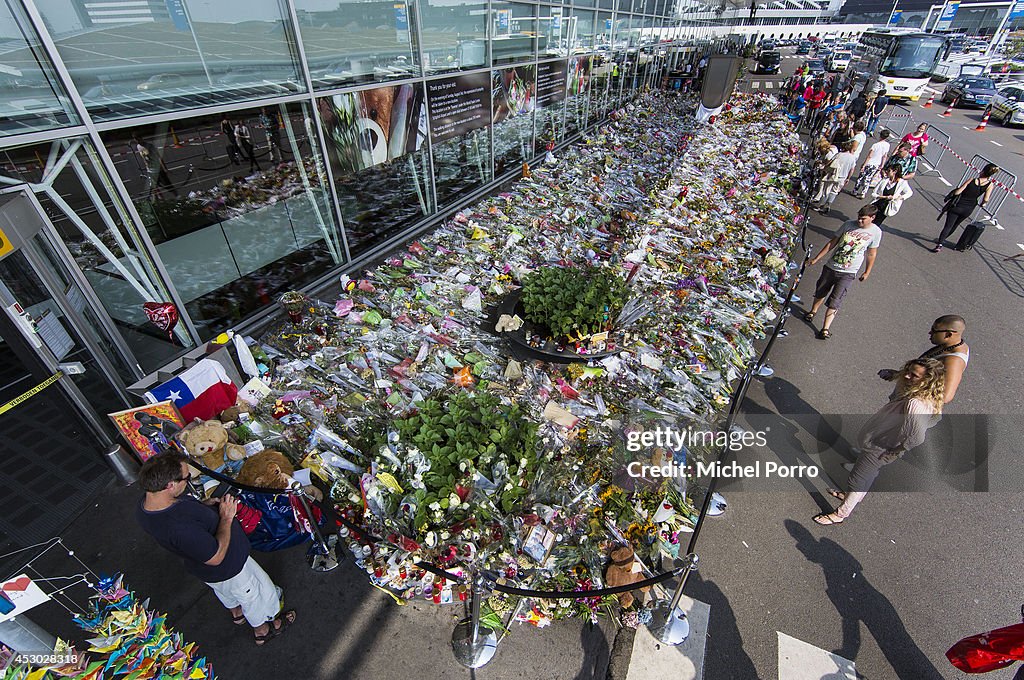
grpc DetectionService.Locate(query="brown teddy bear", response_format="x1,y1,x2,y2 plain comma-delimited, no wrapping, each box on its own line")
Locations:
236,449,323,501
604,546,650,609
177,419,247,473
218,398,251,426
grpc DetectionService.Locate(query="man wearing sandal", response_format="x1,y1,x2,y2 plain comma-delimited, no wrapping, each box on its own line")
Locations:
138,452,296,646
813,358,945,525
804,204,882,339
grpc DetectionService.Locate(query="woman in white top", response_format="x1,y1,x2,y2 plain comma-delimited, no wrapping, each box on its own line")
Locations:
870,165,913,227
814,357,945,525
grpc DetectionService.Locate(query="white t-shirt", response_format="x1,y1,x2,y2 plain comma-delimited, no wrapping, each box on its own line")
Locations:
864,140,890,167
826,220,882,274
851,131,868,160
827,151,858,184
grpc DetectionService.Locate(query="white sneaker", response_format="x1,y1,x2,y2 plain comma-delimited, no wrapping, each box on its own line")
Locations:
756,364,774,377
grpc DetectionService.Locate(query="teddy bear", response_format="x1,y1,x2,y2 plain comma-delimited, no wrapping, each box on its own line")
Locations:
218,398,251,426
236,449,323,501
604,546,650,609
177,419,247,475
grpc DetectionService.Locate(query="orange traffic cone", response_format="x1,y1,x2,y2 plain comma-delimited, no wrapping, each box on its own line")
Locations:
942,98,957,117
922,92,935,108
975,108,991,131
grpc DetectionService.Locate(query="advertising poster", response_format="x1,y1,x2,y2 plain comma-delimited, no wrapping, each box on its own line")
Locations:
108,401,184,462
318,84,427,175
492,65,536,124
935,1,960,31
537,60,569,106
426,73,491,143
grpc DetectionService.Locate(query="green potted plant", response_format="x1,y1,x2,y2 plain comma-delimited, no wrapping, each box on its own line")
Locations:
519,265,628,343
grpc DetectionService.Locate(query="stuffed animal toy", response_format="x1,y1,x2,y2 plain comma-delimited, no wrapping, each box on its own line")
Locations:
236,449,323,501
604,546,650,609
218,398,251,425
177,419,247,474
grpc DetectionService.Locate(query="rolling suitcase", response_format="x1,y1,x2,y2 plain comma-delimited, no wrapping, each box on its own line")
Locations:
955,220,986,251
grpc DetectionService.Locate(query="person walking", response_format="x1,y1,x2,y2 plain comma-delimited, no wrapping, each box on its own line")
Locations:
804,204,882,339
883,142,918,180
234,119,261,172
811,139,856,214
220,116,242,166
846,89,868,122
901,122,930,157
137,452,296,645
878,314,969,404
932,163,998,253
865,89,888,135
813,357,945,525
870,165,913,228
853,129,891,199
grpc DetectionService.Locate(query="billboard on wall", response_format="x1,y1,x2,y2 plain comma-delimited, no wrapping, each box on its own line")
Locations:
537,60,568,106
318,84,426,174
493,65,536,124
426,73,491,143
935,1,960,31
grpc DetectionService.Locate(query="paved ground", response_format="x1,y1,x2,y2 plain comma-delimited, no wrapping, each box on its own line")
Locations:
10,64,1024,679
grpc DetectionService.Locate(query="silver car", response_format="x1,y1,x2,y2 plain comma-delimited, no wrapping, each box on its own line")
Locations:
986,84,1024,126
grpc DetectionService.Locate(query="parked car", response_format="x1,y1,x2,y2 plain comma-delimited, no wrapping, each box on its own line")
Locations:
136,73,185,91
796,41,812,55
826,50,851,71
806,59,826,76
755,49,782,74
942,76,998,108
986,84,1024,126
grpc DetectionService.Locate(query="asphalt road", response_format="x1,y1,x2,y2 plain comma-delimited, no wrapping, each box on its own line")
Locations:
700,50,1024,679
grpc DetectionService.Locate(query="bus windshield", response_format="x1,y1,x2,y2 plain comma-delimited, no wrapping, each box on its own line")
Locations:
880,36,946,79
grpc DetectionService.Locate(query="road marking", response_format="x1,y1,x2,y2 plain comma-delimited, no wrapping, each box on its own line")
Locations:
778,632,857,680
1017,243,1024,250
990,140,1003,146
751,81,760,89
994,223,1004,230
963,126,973,130
939,176,952,186
765,81,773,89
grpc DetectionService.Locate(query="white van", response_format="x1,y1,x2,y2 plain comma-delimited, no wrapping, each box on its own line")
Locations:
828,51,852,72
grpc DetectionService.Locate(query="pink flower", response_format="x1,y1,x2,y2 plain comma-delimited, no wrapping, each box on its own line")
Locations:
334,299,354,317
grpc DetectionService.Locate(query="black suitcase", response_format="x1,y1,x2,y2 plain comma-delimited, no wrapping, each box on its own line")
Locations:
955,221,986,251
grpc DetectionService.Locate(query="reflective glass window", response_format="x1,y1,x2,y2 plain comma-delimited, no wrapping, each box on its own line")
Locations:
572,9,596,52
35,0,303,123
295,0,419,89
538,6,568,60
0,139,194,371
0,2,78,136
426,73,492,206
318,84,434,255
101,102,344,341
419,0,488,74
491,3,538,65
492,66,534,177
565,56,592,137
534,60,566,153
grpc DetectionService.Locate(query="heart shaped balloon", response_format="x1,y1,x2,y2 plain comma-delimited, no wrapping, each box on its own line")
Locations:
143,301,179,341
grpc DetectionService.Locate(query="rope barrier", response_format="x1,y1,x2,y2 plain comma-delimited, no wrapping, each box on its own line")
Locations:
487,566,684,599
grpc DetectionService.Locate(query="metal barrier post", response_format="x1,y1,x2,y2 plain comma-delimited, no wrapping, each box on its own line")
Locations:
452,572,498,668
957,153,1018,220
648,552,699,645
290,481,340,572
918,124,949,177
880,104,913,137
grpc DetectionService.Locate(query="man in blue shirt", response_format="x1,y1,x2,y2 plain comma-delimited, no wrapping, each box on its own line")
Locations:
137,452,296,645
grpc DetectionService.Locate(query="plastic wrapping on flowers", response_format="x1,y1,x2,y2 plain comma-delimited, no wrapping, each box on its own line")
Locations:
239,91,801,626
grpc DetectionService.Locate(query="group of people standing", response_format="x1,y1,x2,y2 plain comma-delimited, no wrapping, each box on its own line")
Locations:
220,109,283,172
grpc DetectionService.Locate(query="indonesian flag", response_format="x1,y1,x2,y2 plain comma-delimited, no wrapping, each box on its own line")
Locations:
145,359,238,422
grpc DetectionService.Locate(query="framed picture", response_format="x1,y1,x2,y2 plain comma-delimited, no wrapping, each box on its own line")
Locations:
108,401,185,462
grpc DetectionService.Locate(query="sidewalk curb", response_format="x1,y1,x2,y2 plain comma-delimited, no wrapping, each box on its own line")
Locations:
606,626,637,680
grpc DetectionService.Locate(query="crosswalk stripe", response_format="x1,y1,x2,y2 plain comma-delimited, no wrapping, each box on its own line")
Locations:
778,632,857,680
765,81,773,89
752,81,760,89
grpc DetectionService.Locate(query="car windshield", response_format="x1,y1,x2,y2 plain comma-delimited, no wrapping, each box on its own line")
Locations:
962,78,995,89
833,52,851,60
808,60,824,68
760,51,780,62
880,36,946,78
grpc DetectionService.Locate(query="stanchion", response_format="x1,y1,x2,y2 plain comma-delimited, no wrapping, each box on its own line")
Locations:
647,552,699,645
452,572,498,668
942,98,957,117
976,108,991,131
922,92,935,108
290,481,340,572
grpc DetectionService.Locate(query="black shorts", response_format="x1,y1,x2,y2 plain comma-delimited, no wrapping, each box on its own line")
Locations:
813,267,857,310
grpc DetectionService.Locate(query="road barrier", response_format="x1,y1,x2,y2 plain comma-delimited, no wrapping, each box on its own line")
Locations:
879,104,913,137
956,154,1018,220
918,124,949,178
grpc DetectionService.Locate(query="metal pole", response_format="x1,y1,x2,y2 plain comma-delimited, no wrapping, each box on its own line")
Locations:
647,552,698,645
886,0,900,25
985,1,1014,70
290,482,339,572
451,572,498,668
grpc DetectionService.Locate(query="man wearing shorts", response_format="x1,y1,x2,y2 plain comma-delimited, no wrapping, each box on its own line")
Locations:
137,452,296,646
804,204,882,339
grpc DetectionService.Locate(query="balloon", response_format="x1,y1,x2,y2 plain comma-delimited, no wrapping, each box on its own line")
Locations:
143,302,179,341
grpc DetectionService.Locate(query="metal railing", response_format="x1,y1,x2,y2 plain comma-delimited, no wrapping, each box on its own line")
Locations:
878,103,913,138
918,124,950,178
957,153,1019,220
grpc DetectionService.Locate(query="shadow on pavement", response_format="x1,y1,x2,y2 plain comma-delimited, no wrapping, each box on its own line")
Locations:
973,243,1024,298
573,621,610,680
684,571,759,680
786,520,945,680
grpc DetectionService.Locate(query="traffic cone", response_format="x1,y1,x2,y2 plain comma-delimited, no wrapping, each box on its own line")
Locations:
975,108,991,131
922,92,935,108
942,98,957,117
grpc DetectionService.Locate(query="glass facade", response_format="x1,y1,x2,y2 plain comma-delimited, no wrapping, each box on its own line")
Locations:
0,0,694,385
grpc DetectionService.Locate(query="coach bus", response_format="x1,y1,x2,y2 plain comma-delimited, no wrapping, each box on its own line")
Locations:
845,29,949,102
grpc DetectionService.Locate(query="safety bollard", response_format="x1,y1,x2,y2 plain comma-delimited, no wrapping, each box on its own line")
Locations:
452,572,498,668
647,553,699,645
942,98,957,117
922,92,935,108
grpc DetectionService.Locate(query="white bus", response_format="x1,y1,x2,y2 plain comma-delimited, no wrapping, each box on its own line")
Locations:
846,29,949,102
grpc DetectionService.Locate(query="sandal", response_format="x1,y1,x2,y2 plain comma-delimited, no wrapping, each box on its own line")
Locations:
803,311,816,322
813,512,844,526
826,488,846,501
818,328,831,339
254,610,296,646
232,613,247,626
